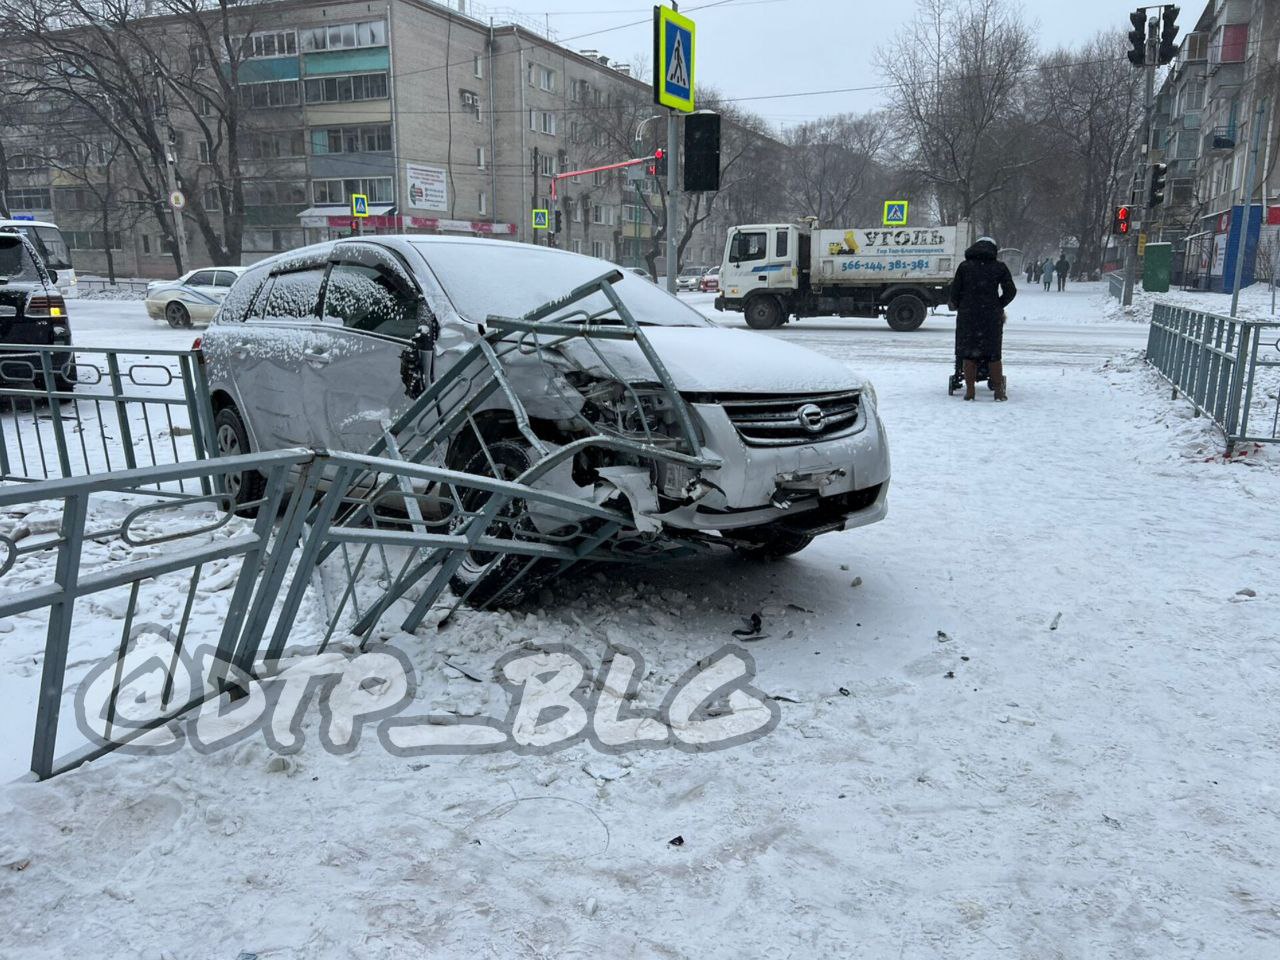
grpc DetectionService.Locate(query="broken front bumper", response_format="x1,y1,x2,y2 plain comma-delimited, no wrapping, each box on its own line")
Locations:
653,400,891,534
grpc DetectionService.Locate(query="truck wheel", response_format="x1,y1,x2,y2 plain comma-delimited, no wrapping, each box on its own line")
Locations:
745,296,783,330
885,294,927,332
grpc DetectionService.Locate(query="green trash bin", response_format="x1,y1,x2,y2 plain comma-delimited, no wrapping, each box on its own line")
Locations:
1143,242,1172,293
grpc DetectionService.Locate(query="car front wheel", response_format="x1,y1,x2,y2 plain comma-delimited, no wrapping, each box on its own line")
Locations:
729,526,814,560
214,405,266,515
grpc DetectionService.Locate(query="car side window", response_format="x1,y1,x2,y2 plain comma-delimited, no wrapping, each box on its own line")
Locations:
188,270,216,286
776,230,789,259
323,262,418,340
213,271,237,287
731,232,767,263
218,263,271,323
261,267,326,322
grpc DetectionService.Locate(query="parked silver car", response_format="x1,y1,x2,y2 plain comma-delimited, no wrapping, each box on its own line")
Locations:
146,267,247,327
201,237,889,588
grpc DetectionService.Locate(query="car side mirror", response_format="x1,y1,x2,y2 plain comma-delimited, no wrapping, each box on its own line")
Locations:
46,269,59,286
399,301,439,400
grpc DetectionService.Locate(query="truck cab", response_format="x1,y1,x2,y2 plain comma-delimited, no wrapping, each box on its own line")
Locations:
717,224,805,327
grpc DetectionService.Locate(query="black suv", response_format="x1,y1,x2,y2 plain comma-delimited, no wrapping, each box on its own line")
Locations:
0,230,73,391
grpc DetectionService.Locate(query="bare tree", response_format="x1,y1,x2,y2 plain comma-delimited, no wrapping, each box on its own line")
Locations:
784,113,888,226
0,0,269,271
878,0,1037,224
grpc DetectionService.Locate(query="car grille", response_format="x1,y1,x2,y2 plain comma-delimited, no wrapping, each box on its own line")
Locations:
713,391,863,446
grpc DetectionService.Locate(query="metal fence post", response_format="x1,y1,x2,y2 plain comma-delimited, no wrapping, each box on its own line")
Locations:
30,492,89,780
1224,322,1254,454
105,352,138,472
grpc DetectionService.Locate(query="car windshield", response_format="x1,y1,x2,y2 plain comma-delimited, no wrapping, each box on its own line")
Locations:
0,237,39,281
414,242,713,328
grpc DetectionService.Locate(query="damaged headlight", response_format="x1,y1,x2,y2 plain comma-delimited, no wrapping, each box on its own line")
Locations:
563,373,695,446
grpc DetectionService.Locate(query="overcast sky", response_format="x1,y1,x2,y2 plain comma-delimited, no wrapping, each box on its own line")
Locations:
473,0,1134,130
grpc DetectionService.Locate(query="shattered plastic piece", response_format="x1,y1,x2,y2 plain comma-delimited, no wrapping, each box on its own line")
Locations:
936,630,951,643
1049,612,1063,630
732,612,763,637
668,835,684,847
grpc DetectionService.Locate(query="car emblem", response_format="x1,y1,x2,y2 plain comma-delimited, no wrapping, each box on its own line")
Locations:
797,403,825,433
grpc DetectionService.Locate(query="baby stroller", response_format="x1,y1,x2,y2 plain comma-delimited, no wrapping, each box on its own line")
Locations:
947,358,997,395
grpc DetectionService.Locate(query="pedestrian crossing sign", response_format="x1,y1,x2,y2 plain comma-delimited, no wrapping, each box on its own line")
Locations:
653,5,696,113
352,194,370,218
532,209,550,230
883,201,908,227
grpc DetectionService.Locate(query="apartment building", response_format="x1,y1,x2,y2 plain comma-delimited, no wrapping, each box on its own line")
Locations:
1,0,714,278
1151,0,1279,289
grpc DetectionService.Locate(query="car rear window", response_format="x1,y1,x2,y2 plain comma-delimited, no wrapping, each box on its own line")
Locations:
0,237,39,282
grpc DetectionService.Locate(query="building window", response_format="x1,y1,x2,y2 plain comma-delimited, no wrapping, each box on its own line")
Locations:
527,63,555,92
198,140,211,164
540,154,556,177
197,95,214,117
572,239,582,254
304,72,388,104
66,231,122,250
571,199,582,223
312,177,393,205
204,187,222,211
243,30,297,59
478,191,487,215
243,180,308,206
591,204,603,225
243,130,307,159
473,54,483,78
309,125,391,155
476,146,486,170
301,20,387,52
9,187,51,209
591,240,603,258
10,150,47,171
237,79,300,109
189,44,210,68
461,90,481,121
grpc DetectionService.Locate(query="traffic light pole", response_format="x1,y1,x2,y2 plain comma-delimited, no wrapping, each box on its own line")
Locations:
666,111,680,294
1122,18,1159,307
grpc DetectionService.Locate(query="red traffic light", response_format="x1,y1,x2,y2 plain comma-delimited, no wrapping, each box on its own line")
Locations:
654,148,664,160
1115,206,1132,235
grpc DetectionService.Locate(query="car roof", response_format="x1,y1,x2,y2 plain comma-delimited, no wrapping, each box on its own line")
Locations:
0,219,59,229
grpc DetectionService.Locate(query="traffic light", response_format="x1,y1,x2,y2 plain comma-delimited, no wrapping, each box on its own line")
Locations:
1158,6,1180,64
647,148,667,178
684,112,722,193
554,209,563,234
1127,10,1147,66
1114,206,1132,235
1149,162,1168,207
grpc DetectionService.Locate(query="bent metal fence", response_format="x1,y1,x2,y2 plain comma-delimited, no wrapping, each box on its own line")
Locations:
1146,303,1280,453
0,343,217,490
2,268,731,779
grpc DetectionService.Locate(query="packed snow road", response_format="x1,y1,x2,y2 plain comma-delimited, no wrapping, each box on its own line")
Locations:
2,284,1278,958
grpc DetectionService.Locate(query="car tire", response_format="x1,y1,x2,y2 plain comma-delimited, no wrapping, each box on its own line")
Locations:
730,526,814,560
885,294,927,332
214,405,266,516
745,296,784,330
447,436,554,609
166,302,192,328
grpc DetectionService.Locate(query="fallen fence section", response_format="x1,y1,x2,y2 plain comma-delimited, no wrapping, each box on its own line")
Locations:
1146,303,1280,452
2,269,728,779
0,344,217,491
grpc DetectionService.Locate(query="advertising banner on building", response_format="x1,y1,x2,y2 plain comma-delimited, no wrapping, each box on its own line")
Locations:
406,163,448,212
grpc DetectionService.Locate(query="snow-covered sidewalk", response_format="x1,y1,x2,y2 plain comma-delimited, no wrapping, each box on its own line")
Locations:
2,290,1279,959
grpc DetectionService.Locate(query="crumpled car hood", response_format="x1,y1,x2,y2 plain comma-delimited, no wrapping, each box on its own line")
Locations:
557,326,862,394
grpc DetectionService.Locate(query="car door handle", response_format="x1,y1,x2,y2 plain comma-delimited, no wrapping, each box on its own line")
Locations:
303,348,331,366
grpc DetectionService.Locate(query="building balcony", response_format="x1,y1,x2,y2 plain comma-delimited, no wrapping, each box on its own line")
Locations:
1203,126,1236,152
1208,61,1245,96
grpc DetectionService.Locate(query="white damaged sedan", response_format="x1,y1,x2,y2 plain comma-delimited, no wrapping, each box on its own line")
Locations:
145,266,247,328
202,237,889,569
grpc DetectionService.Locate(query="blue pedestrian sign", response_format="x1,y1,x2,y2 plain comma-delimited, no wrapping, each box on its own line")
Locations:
653,5,696,113
352,194,370,218
532,209,550,230
883,200,909,227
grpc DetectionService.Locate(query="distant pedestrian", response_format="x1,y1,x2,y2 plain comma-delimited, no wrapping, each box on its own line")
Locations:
948,236,1016,402
1041,257,1055,291
1025,261,1034,284
1055,254,1070,291
1033,260,1042,283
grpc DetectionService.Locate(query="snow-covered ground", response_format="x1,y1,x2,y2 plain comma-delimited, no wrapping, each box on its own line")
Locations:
2,282,1279,959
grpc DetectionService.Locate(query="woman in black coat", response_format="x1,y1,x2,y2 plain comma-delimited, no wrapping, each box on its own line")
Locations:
948,237,1017,401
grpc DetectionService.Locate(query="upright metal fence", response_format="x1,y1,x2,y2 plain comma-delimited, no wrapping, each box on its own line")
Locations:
0,344,216,491
1146,302,1280,451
